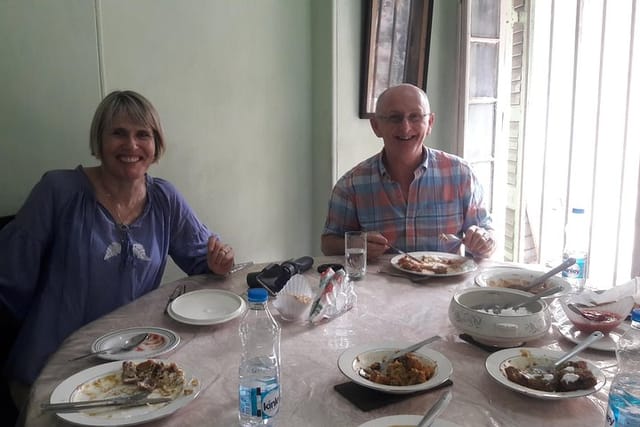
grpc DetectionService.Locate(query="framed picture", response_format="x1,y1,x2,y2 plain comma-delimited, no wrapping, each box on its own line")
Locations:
360,0,434,118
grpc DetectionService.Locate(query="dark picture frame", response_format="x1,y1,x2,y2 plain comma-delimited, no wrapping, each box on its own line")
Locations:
359,0,435,118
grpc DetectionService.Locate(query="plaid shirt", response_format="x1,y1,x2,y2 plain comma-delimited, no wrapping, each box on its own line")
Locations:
322,147,492,252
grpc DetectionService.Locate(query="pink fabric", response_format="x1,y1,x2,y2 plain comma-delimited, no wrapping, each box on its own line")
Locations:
24,256,615,426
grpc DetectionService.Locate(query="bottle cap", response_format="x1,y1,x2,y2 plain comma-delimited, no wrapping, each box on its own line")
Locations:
571,208,585,214
247,288,269,303
631,307,640,322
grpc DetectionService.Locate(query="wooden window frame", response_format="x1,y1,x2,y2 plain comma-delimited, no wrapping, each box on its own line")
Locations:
359,0,435,118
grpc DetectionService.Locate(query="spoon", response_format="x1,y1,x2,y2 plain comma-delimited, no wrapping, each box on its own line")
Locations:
566,302,594,321
520,257,576,292
70,332,149,361
477,285,563,313
417,390,452,427
507,285,565,310
358,336,442,380
520,331,603,379
553,331,604,368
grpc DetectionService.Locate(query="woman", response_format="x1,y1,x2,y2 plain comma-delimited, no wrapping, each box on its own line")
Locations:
0,90,235,409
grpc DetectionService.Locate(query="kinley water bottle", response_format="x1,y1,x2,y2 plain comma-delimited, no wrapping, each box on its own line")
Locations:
239,288,281,426
562,207,589,290
605,308,640,426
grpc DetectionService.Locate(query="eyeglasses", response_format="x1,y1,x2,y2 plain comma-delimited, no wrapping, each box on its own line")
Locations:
376,112,430,125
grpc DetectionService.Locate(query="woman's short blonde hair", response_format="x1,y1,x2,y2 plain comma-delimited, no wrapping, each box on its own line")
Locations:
89,90,166,161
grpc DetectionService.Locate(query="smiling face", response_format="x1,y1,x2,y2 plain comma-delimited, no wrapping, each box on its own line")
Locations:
99,113,156,182
370,84,434,158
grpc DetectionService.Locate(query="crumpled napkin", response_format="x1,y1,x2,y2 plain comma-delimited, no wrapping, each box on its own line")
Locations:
574,277,640,305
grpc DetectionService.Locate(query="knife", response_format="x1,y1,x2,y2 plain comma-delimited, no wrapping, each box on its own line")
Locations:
41,396,172,413
379,335,441,372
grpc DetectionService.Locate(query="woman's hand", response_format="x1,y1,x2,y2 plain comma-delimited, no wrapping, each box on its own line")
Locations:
207,236,235,275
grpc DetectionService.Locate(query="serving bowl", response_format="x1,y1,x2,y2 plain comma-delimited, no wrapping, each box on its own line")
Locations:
474,267,572,297
560,296,634,334
449,288,551,347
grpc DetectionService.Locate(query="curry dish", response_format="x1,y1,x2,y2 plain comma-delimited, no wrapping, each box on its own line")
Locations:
363,352,436,386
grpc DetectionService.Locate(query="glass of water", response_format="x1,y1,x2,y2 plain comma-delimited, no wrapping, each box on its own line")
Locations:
345,231,367,280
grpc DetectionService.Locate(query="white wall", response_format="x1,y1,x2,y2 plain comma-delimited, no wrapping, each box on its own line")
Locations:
0,0,459,284
332,0,460,180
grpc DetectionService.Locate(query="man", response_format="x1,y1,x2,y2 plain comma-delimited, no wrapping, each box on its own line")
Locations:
321,83,495,260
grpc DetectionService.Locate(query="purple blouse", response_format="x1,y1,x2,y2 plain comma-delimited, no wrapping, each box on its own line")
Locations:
0,166,215,384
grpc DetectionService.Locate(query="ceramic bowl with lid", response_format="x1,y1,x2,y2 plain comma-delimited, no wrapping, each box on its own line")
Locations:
449,287,551,347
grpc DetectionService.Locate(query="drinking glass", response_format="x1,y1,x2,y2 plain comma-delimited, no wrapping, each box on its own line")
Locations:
344,231,367,280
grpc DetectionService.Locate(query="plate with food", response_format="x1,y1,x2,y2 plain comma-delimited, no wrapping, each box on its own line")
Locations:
390,252,478,277
91,327,180,361
358,415,460,427
556,318,629,352
167,289,246,325
485,347,605,400
338,342,453,394
474,267,572,297
48,359,201,426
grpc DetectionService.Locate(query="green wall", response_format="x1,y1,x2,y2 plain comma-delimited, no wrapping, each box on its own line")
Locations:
0,0,459,283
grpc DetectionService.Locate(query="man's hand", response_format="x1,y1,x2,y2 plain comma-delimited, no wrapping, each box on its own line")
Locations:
463,225,496,259
365,232,389,260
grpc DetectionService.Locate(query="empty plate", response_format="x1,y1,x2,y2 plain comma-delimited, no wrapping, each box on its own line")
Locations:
168,289,246,325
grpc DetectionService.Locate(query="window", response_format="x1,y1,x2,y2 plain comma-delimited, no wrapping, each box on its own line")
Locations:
461,0,640,288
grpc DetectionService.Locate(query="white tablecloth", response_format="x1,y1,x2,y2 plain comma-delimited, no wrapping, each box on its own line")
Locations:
23,256,617,426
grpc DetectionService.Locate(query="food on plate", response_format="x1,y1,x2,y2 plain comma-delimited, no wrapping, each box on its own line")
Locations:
122,360,187,396
503,351,597,392
568,309,624,334
397,254,465,275
486,277,555,294
77,360,197,404
138,333,167,351
362,352,436,386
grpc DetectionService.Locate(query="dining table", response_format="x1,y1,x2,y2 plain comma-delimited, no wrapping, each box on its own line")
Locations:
22,255,618,427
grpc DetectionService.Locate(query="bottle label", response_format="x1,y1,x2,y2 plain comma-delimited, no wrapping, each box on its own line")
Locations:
239,379,280,420
562,255,587,280
605,404,615,426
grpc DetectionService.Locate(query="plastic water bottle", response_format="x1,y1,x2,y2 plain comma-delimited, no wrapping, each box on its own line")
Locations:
605,308,640,426
239,288,281,426
562,207,589,290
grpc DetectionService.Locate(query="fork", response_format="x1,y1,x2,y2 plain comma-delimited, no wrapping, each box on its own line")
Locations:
164,284,186,314
41,390,155,412
387,244,424,264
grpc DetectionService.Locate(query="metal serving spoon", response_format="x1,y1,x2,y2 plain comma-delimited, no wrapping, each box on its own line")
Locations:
70,332,149,361
417,390,453,427
553,331,604,368
520,257,575,292
566,302,594,321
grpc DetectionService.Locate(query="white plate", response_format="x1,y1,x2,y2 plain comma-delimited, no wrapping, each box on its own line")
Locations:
49,359,201,426
168,289,246,325
91,327,180,360
485,347,606,400
556,318,630,352
359,415,460,427
474,267,572,297
390,251,478,277
338,343,453,394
